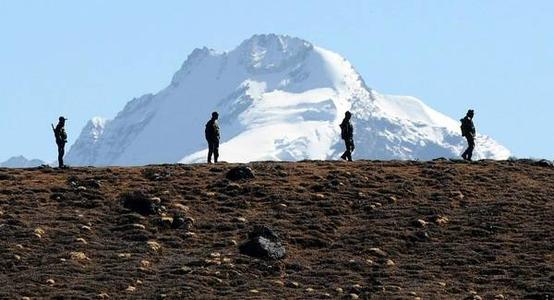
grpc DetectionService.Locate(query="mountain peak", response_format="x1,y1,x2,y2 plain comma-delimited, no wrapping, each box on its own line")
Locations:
67,34,509,166
235,34,314,73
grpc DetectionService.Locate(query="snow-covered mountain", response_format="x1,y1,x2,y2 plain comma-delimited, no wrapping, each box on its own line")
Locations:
0,156,45,168
66,34,510,166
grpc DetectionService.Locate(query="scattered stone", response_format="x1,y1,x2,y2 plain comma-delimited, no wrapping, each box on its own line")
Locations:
314,193,325,199
349,293,359,299
171,215,194,229
234,217,247,223
142,168,171,181
117,253,132,259
386,259,395,266
305,288,314,292
46,278,55,285
126,286,136,292
249,289,259,294
173,203,190,212
433,215,450,226
409,231,431,242
97,293,109,299
175,266,192,274
205,192,217,197
438,281,447,287
34,227,45,239
184,232,196,238
75,237,87,244
239,225,286,260
69,251,89,261
451,190,465,200
273,280,285,287
226,166,255,181
147,241,162,253
77,186,87,191
335,287,344,293
140,260,151,268
21,297,31,300
120,190,160,216
15,244,24,249
409,291,417,296
413,219,428,227
287,281,300,288
159,216,174,228
210,252,221,258
388,196,397,203
80,225,92,231
131,223,146,230
494,295,505,300
368,247,388,257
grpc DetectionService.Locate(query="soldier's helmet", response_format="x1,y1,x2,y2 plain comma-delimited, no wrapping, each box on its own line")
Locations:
467,109,474,117
59,116,67,122
345,111,352,118
212,112,219,119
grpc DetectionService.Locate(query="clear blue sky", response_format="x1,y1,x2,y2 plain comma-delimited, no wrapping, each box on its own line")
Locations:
1,0,553,162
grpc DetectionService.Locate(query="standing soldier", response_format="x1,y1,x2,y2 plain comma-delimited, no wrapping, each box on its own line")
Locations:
460,109,476,161
205,112,220,163
340,111,354,161
52,116,68,168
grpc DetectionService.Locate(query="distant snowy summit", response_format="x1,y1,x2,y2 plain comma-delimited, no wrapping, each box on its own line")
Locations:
0,156,45,168
66,34,510,166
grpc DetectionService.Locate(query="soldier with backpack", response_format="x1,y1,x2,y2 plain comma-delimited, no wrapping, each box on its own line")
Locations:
52,116,68,168
460,109,476,161
340,111,354,161
205,112,220,163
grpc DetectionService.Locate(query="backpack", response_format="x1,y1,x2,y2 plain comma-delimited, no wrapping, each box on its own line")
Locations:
340,122,347,139
460,118,468,137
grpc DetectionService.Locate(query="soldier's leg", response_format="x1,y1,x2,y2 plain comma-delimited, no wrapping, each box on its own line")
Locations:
462,137,470,160
340,140,348,160
346,139,353,161
57,143,63,168
467,137,475,161
61,144,65,167
214,142,219,163
207,142,213,163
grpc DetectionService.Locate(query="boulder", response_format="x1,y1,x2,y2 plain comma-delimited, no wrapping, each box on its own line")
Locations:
239,225,285,260
120,191,160,216
226,166,255,181
534,159,553,167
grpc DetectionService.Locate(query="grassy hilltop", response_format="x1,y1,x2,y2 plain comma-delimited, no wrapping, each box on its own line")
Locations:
0,160,552,299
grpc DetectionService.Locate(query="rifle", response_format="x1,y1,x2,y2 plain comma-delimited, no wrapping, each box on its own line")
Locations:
51,124,58,141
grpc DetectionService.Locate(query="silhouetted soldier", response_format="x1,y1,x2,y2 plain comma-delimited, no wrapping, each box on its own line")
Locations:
340,111,354,161
460,109,476,161
205,112,220,163
52,116,68,168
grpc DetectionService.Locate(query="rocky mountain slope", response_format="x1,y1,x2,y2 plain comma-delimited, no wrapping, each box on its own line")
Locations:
66,34,509,166
1,160,552,299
